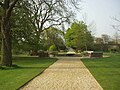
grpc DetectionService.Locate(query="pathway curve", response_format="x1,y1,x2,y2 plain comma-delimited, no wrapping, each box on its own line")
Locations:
21,57,103,90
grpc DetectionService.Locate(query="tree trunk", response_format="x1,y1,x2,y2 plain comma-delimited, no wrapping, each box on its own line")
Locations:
85,44,88,51
1,13,12,66
0,0,18,66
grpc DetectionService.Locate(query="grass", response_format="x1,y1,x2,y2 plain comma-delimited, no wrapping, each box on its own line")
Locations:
0,56,57,90
81,53,120,90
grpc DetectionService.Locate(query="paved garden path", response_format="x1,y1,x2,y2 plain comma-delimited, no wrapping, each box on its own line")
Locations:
21,57,103,90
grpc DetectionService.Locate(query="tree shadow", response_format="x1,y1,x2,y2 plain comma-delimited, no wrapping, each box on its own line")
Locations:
0,65,49,70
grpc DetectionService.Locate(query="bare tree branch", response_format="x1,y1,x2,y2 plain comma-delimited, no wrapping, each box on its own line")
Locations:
112,25,120,31
19,0,80,38
9,0,18,10
112,14,120,32
114,18,120,23
6,0,19,18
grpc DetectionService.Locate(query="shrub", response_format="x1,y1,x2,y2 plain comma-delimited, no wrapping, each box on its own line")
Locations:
38,51,49,57
48,45,57,51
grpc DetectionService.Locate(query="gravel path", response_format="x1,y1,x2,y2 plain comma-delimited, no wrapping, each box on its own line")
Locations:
21,57,103,90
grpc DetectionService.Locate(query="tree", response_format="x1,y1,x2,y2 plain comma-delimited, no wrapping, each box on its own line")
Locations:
95,37,104,44
11,0,80,52
12,3,40,53
112,14,120,32
0,0,18,66
19,0,75,51
0,0,80,66
65,21,94,51
111,14,120,44
42,27,66,51
101,34,110,44
113,32,120,44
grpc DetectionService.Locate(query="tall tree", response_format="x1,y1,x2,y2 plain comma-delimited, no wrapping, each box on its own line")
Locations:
113,32,120,44
112,14,120,32
0,0,80,66
95,37,104,44
12,3,38,53
65,21,94,51
12,0,80,52
42,27,65,51
112,14,120,44
101,34,110,44
22,0,74,42
0,0,18,66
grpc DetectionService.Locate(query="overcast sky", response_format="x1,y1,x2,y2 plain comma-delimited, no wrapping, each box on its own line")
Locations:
76,0,120,37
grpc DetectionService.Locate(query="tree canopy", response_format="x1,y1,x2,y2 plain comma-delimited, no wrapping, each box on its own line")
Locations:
65,21,94,51
0,0,80,66
42,27,66,51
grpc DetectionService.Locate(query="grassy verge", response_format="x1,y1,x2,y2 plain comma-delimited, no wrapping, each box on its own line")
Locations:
81,53,120,90
0,56,57,90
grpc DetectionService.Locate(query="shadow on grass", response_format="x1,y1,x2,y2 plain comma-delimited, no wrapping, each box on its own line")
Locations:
0,66,49,70
12,56,54,60
0,57,58,70
0,64,20,70
85,65,120,69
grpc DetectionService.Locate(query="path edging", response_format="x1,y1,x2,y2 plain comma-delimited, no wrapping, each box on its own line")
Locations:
17,59,57,90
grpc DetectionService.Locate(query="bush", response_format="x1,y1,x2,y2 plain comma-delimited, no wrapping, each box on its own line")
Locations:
48,45,57,51
38,51,49,57
108,45,120,53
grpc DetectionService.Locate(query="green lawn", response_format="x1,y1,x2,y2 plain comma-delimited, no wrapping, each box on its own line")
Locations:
81,53,120,90
0,56,57,90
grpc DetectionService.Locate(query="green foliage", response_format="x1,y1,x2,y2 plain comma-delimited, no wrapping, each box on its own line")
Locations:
93,44,120,52
11,2,67,53
48,45,57,51
108,45,120,52
65,21,94,51
0,56,57,90
0,0,80,55
43,27,66,51
81,53,120,90
10,0,77,53
11,2,45,52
